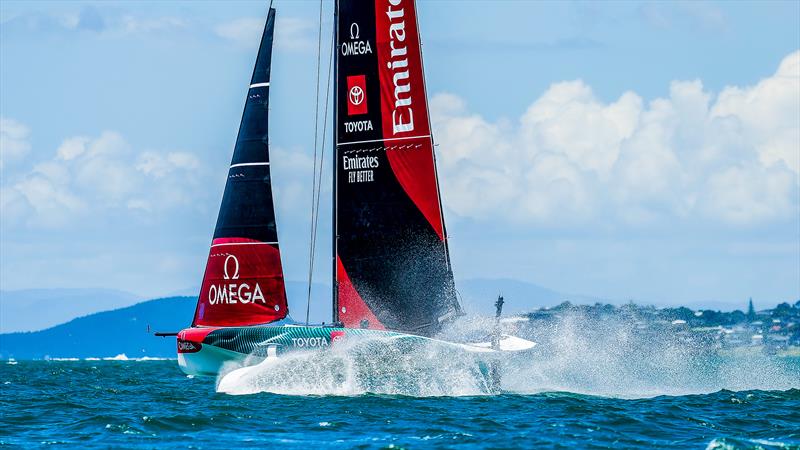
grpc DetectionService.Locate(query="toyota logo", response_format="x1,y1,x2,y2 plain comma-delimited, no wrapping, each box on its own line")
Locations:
223,254,240,280
349,85,364,106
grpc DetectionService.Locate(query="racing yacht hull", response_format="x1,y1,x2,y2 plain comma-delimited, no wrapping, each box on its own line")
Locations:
176,325,530,377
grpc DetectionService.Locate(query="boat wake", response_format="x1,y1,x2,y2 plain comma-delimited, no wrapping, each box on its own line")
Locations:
216,313,799,398
217,334,494,396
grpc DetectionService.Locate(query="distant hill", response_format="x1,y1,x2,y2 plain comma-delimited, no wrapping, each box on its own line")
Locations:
0,296,195,360
456,278,601,315
0,288,143,333
0,279,780,359
0,279,592,359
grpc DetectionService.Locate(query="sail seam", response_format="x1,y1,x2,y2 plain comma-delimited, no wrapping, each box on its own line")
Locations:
342,143,423,155
229,162,270,168
210,242,279,248
337,135,431,146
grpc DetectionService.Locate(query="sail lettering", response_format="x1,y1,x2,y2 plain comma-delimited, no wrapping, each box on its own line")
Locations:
343,155,378,183
208,282,267,305
342,21,373,56
344,120,373,133
291,337,329,347
341,40,373,56
343,155,379,170
387,0,414,134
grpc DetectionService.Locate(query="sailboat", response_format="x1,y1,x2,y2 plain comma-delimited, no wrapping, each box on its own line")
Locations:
172,1,534,378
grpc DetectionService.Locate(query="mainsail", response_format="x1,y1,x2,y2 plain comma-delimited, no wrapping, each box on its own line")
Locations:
192,8,288,327
334,0,462,336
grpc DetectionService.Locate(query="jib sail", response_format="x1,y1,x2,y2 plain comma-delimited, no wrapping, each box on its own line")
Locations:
192,8,288,327
334,0,462,336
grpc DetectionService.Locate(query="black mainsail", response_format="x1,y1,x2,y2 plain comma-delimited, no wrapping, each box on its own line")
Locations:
192,8,288,327
333,0,462,336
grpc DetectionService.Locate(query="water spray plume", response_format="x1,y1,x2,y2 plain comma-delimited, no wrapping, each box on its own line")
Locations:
217,312,799,398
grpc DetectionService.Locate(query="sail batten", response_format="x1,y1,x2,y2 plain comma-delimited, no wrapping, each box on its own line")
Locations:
333,0,461,337
192,8,288,328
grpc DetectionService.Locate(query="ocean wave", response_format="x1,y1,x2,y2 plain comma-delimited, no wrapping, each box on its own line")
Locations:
706,437,797,449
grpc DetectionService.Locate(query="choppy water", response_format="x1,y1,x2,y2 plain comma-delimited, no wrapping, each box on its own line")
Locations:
1,358,799,449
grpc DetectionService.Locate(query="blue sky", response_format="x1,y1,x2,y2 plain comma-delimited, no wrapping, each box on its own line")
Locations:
1,1,798,310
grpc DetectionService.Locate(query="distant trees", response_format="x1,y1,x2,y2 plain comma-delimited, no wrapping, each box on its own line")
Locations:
747,298,756,322
525,299,796,330
774,302,793,317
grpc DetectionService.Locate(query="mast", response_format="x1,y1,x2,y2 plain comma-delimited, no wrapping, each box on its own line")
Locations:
332,0,340,324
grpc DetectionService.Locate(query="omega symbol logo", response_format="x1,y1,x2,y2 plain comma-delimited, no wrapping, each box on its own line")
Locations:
349,85,364,106
350,22,360,40
223,254,240,280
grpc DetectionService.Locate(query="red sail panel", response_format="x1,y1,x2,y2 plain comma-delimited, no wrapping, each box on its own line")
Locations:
336,256,386,330
375,0,444,240
193,238,287,327
334,0,462,336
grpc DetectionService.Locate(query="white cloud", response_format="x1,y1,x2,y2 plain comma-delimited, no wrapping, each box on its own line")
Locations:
1,131,207,228
432,51,800,227
136,151,200,178
712,50,800,173
214,17,264,48
1,7,186,38
215,16,314,52
0,117,31,168
119,16,186,34
274,17,315,52
700,164,797,225
270,146,319,220
639,2,727,32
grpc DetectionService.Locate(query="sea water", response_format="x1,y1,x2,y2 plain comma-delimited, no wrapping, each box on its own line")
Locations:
1,355,798,448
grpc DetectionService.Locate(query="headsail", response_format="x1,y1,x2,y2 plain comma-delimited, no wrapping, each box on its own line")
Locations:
193,8,288,327
334,0,462,336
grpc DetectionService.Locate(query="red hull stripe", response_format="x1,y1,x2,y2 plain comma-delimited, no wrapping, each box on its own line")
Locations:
178,327,219,343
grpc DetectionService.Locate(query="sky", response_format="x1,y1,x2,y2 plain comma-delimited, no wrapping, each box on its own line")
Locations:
1,0,798,310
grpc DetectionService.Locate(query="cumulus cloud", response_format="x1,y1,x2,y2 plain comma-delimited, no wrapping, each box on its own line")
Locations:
0,6,186,38
215,16,314,51
274,17,316,52
118,16,186,34
214,17,264,47
712,51,800,173
639,2,727,32
1,130,206,228
270,146,320,220
0,117,31,168
432,51,800,227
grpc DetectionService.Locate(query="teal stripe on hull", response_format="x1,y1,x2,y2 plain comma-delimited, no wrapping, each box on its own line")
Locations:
202,326,402,357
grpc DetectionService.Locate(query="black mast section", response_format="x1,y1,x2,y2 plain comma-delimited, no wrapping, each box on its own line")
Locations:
332,0,340,324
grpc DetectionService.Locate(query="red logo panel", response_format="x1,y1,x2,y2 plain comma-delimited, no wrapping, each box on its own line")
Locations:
194,238,288,327
347,75,368,115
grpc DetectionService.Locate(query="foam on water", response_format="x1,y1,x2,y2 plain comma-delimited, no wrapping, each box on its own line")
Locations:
217,334,493,396
217,313,799,398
